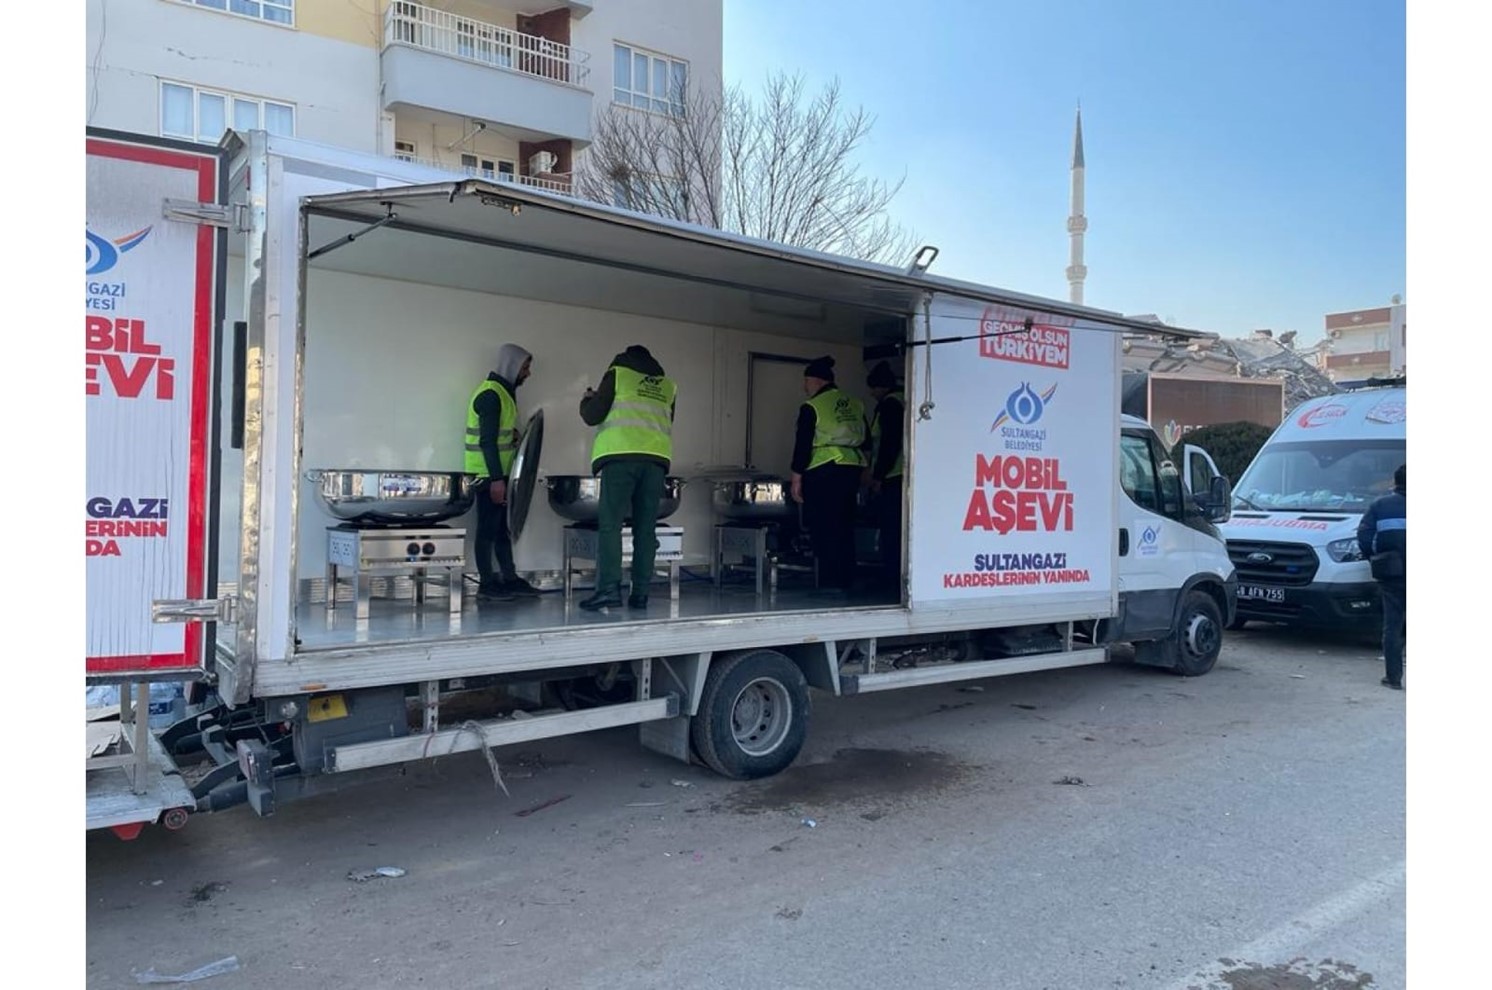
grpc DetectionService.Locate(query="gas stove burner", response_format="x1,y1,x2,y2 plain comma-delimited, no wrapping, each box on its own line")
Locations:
335,521,456,531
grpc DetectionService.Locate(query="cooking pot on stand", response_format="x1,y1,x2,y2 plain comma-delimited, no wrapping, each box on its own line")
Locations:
305,469,475,526
545,474,687,524
710,476,799,523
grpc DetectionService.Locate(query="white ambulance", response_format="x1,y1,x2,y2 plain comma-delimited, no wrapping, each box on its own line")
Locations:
1220,382,1405,631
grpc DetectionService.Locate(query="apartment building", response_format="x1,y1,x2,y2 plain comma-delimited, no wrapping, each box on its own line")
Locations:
84,0,723,194
1318,298,1407,382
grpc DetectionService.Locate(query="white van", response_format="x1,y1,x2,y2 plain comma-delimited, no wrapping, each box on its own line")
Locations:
1219,382,1406,631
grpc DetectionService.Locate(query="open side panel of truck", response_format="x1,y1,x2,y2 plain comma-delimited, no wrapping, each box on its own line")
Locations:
905,293,1121,621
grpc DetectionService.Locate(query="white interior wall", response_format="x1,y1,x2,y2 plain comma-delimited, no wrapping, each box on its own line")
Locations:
297,268,865,578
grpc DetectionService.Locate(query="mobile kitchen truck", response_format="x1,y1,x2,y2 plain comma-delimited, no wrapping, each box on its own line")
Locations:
85,129,1237,837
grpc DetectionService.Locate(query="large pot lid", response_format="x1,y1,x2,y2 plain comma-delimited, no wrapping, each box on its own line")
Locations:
507,410,544,541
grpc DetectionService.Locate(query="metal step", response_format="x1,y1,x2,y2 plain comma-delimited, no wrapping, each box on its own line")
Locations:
841,648,1108,695
86,732,196,832
326,695,679,773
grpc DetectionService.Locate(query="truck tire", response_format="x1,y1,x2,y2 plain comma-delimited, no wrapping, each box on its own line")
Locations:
1169,590,1224,676
690,650,809,780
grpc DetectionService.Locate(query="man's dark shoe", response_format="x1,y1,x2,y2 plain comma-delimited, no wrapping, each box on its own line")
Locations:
1381,677,1404,691
628,593,649,610
477,582,514,602
504,577,542,597
579,589,623,611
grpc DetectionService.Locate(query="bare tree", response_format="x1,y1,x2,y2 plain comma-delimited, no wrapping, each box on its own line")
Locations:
576,72,915,265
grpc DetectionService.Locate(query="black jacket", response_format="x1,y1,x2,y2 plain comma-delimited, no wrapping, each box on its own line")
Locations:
1356,486,1406,579
580,346,676,473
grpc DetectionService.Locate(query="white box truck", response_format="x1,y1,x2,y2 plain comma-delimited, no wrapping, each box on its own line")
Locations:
1220,381,1406,632
84,129,1238,836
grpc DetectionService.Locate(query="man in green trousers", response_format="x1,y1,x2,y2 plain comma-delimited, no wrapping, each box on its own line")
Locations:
578,344,677,611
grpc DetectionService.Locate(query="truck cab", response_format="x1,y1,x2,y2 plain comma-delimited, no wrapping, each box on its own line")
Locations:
1219,382,1405,632
1110,415,1237,674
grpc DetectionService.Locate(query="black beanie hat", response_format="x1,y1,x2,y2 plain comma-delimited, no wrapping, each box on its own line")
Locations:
867,361,897,388
803,355,836,381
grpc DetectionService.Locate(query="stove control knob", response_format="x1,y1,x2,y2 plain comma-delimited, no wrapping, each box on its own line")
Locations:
406,542,421,556
422,542,436,556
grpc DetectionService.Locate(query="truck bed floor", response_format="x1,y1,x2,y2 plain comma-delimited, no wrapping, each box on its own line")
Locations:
294,581,900,653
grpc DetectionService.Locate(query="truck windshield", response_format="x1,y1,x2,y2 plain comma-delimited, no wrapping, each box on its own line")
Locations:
1233,439,1405,513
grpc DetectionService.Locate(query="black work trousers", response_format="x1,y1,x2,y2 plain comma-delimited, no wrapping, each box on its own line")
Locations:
1380,580,1406,686
802,463,862,591
474,479,517,589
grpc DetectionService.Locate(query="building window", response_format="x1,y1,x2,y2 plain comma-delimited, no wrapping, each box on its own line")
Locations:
393,140,417,162
459,154,517,181
1373,330,1389,350
178,0,295,27
160,82,295,143
613,43,687,115
612,173,689,215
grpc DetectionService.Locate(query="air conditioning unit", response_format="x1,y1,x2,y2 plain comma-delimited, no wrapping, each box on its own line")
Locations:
529,151,558,175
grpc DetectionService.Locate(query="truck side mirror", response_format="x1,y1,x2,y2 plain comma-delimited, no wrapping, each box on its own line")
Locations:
1203,476,1232,524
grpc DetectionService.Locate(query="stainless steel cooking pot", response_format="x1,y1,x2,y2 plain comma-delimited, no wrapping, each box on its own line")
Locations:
306,469,475,526
545,475,686,523
711,477,798,522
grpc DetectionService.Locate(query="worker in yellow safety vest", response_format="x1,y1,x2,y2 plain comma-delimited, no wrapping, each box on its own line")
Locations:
464,343,536,602
790,355,867,598
577,344,678,611
862,360,905,595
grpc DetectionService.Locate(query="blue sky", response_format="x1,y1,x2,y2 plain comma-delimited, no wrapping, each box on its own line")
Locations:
722,0,1405,344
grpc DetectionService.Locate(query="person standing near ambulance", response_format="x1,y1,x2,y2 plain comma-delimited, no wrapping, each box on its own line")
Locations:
578,344,677,611
790,356,867,597
464,343,538,602
1357,464,1406,690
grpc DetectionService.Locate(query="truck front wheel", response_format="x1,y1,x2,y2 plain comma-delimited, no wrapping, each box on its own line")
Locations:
1134,589,1224,676
691,651,810,780
1170,590,1224,676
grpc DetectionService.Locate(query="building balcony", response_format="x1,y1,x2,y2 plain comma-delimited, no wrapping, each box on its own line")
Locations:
381,1,593,146
393,153,573,194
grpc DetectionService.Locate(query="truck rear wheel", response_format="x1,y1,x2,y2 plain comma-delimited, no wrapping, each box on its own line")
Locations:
691,650,809,780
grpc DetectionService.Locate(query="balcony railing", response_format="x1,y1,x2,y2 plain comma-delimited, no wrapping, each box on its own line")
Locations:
384,2,590,87
394,155,573,193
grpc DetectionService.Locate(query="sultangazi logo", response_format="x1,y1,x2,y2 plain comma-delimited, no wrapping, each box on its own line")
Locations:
1297,403,1348,429
86,226,152,276
1140,525,1160,546
990,382,1057,432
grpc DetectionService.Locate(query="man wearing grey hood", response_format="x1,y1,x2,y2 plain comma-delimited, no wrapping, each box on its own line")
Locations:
464,343,536,601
